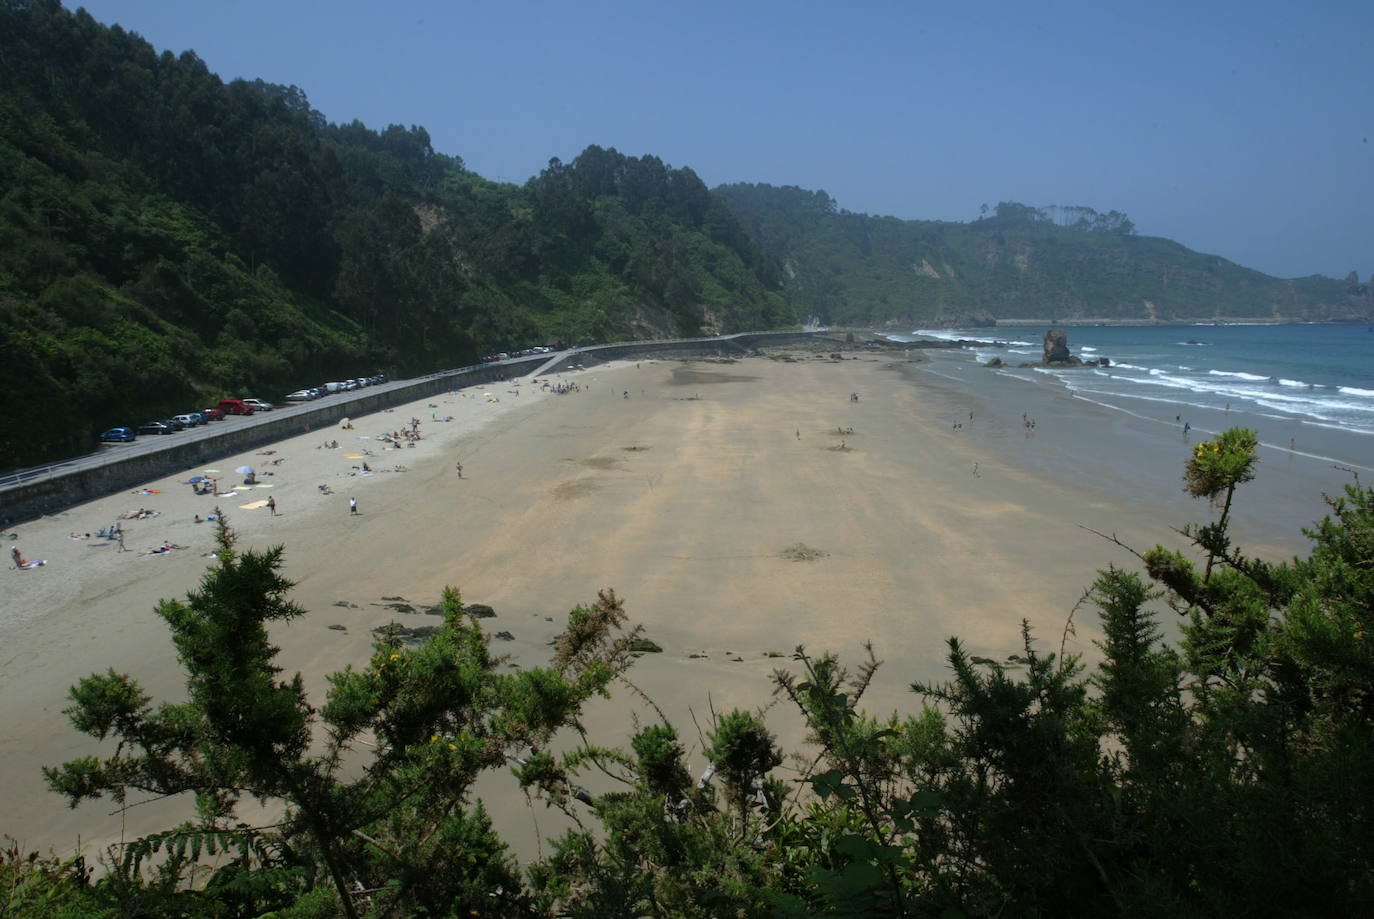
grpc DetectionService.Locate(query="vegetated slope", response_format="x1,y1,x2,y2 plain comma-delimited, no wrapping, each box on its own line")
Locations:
0,1,791,469
715,183,1372,327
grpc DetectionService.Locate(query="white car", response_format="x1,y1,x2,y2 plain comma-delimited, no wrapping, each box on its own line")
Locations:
241,398,275,412
284,390,315,402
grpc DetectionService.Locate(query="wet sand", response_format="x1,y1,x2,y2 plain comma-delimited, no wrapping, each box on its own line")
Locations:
0,350,1353,859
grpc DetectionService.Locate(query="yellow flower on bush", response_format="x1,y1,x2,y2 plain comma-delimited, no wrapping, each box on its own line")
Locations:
1184,428,1258,500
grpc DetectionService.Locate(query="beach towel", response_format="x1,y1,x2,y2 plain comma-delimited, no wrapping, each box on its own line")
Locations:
240,500,269,509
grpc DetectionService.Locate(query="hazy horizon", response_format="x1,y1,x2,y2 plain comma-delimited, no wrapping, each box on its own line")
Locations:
73,0,1372,280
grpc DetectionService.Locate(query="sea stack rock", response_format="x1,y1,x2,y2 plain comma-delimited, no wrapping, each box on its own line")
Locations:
1043,329,1072,363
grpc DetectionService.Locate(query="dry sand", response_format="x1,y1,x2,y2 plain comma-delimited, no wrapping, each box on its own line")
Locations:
0,350,1348,859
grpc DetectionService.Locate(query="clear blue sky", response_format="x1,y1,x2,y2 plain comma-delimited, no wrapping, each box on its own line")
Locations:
75,0,1371,280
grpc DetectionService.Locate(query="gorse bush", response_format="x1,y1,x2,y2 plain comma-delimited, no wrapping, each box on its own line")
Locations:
19,429,1374,916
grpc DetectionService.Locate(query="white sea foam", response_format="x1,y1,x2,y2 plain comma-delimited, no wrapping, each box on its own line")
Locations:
1062,383,1216,415
1208,370,1269,381
911,329,1033,346
1340,386,1374,397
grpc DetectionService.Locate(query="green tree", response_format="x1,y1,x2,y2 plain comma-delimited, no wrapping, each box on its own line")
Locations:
45,520,644,917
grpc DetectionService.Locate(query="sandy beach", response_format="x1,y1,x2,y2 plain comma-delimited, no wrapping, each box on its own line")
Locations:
1,347,1357,859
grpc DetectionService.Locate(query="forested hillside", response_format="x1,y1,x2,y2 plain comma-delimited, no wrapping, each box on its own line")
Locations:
3,0,1367,471
715,183,1371,327
0,0,791,468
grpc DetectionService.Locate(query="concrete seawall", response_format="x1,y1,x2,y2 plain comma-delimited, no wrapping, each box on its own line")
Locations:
0,332,827,523
545,331,824,372
0,360,540,525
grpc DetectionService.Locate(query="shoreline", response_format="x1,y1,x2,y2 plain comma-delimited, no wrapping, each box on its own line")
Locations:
884,317,1368,328
1,351,1347,860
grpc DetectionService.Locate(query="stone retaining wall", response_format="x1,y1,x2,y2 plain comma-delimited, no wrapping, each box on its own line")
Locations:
0,332,825,524
543,331,825,373
0,360,541,525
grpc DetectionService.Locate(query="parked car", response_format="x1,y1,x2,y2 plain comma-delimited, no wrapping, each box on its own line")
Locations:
162,418,186,431
201,407,225,421
241,398,274,412
284,390,314,402
218,399,255,415
99,426,137,442
322,382,345,394
137,420,177,435
172,413,202,428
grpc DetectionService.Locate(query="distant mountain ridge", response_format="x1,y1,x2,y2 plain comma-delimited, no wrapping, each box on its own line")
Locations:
713,184,1372,327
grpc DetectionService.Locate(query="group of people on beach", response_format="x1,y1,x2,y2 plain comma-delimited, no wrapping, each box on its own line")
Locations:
543,381,581,395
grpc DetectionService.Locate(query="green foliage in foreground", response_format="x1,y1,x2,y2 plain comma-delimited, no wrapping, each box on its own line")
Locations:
17,428,1374,916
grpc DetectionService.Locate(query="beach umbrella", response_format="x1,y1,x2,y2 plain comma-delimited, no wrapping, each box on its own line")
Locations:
188,476,205,483
339,417,350,426
235,465,255,475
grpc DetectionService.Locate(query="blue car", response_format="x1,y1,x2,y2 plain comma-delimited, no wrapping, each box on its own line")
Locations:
99,426,137,442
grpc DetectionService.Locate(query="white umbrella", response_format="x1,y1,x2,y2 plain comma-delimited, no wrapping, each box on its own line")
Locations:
235,465,255,475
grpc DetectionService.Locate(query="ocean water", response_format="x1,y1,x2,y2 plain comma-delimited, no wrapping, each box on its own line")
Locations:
894,324,1374,441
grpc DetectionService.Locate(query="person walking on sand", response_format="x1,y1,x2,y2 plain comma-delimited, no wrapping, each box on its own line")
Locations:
455,461,463,478
350,497,358,515
267,496,277,516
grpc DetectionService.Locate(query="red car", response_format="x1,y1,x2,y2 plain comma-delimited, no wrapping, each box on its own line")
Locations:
217,399,255,416
200,407,225,421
